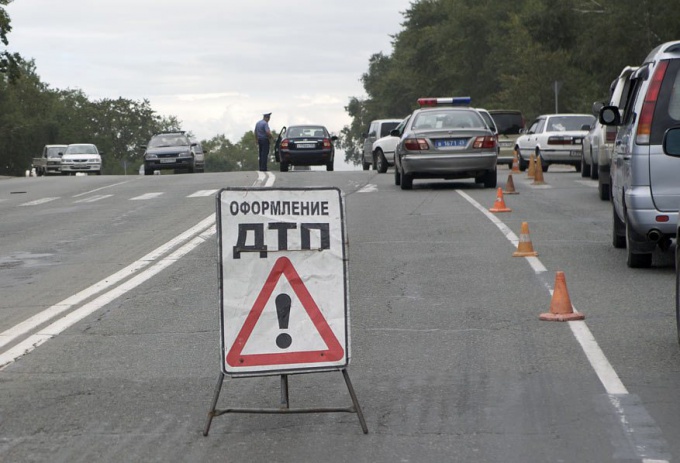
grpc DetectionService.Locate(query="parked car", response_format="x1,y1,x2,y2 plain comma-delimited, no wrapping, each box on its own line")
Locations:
142,131,200,175
192,141,206,173
599,40,680,268
516,114,595,172
489,110,525,168
275,125,337,172
371,117,409,173
361,119,402,170
60,144,102,175
581,66,638,200
393,97,498,190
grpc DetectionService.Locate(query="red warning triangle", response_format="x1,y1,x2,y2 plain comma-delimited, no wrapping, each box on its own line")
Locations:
226,256,344,368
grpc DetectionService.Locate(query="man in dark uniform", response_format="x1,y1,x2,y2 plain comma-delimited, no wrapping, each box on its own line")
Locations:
254,112,272,171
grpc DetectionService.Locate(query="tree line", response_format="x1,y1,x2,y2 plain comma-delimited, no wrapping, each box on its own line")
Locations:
338,0,680,165
3,1,680,174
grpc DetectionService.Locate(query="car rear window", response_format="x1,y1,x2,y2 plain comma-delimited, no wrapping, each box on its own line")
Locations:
652,59,680,145
490,112,524,135
413,109,485,130
380,122,400,137
546,116,595,131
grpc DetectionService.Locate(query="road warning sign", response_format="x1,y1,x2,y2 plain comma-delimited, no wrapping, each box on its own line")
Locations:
217,187,349,376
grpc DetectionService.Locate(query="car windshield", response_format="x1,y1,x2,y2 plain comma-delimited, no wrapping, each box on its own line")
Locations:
65,145,97,154
46,147,64,158
490,112,524,135
149,134,190,148
287,126,327,138
547,116,595,131
413,109,485,130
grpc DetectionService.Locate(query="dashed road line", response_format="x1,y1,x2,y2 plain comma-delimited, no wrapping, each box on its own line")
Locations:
130,192,164,200
74,194,113,203
19,197,60,206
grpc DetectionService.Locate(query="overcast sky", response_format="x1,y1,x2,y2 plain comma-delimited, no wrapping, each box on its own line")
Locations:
6,0,412,154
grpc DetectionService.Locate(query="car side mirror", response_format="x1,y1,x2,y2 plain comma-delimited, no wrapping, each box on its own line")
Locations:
581,124,591,131
330,136,338,141
58,152,63,156
361,133,368,139
662,127,680,157
599,105,621,126
390,129,400,137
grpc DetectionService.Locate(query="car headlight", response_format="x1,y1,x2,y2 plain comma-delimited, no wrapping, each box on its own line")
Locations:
145,153,158,160
178,150,191,157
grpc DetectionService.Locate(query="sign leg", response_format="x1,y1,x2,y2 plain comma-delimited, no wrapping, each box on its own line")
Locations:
280,374,290,409
342,369,368,434
203,372,225,436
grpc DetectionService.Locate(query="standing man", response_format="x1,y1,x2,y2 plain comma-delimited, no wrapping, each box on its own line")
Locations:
254,112,272,172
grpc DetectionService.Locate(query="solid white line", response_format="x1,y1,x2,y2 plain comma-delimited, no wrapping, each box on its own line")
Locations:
73,194,113,203
130,192,163,200
0,214,216,350
0,226,217,370
19,197,60,206
72,180,134,198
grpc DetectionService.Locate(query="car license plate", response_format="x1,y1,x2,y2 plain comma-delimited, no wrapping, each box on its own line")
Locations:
296,143,316,149
435,139,467,148
160,158,176,163
570,150,581,157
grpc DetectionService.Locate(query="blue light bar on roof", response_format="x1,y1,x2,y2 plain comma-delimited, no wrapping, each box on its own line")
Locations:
417,97,472,107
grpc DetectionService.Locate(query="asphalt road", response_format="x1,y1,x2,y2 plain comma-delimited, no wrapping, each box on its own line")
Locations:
0,167,678,462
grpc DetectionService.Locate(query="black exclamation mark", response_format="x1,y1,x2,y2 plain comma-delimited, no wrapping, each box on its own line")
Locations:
275,294,292,349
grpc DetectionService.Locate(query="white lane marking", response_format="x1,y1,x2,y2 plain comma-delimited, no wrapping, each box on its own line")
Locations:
130,192,163,200
260,171,276,187
72,180,134,198
0,226,216,370
457,188,669,463
188,190,219,198
358,184,378,193
0,214,216,350
456,190,546,273
19,197,60,206
74,194,113,203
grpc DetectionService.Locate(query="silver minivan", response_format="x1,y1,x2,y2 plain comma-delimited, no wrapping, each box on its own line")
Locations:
600,41,680,267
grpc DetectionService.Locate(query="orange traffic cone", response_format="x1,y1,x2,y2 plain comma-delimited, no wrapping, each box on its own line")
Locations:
539,271,585,321
489,187,511,212
527,153,536,178
532,157,546,185
511,149,520,173
512,221,538,257
504,174,519,194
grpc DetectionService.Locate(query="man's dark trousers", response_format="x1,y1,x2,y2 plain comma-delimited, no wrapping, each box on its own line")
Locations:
257,138,270,171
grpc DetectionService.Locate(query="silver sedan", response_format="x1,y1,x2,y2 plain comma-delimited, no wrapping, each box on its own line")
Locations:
393,99,498,190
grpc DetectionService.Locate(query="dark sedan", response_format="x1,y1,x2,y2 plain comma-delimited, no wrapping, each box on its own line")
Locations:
275,125,337,172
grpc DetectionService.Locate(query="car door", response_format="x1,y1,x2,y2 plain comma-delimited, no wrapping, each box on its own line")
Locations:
613,69,646,218
518,119,540,158
362,122,378,164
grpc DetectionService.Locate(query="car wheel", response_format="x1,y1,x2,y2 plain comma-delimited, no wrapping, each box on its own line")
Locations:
574,161,582,173
581,150,590,177
326,160,334,171
626,218,652,268
144,167,154,175
280,161,289,172
599,178,610,201
482,167,497,188
590,150,598,180
518,150,527,171
676,243,680,345
612,206,626,248
375,149,388,173
400,172,413,190
541,159,549,172
394,165,401,185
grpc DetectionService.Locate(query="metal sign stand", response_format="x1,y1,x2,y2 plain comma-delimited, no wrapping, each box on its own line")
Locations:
203,369,368,436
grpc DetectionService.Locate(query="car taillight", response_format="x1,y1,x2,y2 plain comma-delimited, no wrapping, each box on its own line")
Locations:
605,126,617,143
404,138,429,150
548,136,572,145
637,60,668,145
473,136,496,149
323,138,331,148
280,139,289,149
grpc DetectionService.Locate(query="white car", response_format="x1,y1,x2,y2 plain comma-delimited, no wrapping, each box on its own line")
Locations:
60,143,102,175
371,117,409,173
516,113,595,172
